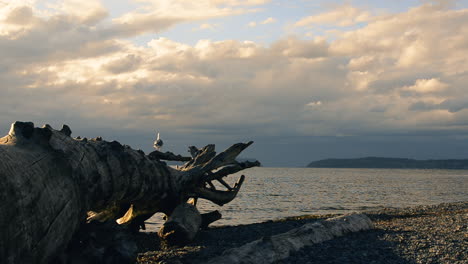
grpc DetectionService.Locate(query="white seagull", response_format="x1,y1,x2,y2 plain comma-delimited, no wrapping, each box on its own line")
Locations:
153,132,163,150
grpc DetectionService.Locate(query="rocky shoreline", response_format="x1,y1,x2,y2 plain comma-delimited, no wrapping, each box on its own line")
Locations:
136,202,467,264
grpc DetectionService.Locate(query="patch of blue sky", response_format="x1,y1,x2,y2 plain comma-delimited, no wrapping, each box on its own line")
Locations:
457,0,468,8
100,0,139,18
129,1,315,46
101,0,468,47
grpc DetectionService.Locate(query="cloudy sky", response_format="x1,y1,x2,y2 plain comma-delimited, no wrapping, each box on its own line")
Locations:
1,0,468,167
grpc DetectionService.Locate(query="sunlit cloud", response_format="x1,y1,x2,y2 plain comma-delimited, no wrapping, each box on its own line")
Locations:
196,23,217,31
107,0,269,37
306,101,322,107
294,4,372,27
45,0,108,24
260,17,276,24
247,17,275,27
401,78,449,94
0,0,467,152
247,21,257,27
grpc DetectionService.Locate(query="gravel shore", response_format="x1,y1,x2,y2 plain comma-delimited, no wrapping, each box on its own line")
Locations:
136,202,467,264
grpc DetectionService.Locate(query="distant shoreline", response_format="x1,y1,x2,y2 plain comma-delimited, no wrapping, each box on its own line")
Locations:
307,157,468,169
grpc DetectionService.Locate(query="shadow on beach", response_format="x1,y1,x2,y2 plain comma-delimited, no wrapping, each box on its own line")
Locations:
283,229,413,264
136,216,410,264
136,202,467,264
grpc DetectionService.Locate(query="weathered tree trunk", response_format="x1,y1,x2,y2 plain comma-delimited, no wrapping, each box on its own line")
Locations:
206,214,374,264
0,121,259,263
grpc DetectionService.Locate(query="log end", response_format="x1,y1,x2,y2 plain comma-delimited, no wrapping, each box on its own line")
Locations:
9,121,34,139
60,124,72,137
6,121,55,147
158,221,193,247
158,203,202,247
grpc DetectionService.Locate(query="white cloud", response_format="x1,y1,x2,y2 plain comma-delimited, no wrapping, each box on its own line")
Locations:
260,17,276,24
1,1,468,143
103,54,142,74
3,5,35,25
108,0,269,37
295,5,371,27
247,21,257,27
306,101,322,107
46,0,108,25
346,71,377,91
247,17,276,27
402,78,449,93
198,23,217,30
331,2,468,96
270,36,328,58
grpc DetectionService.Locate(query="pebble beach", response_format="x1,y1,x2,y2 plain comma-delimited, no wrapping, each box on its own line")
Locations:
135,202,467,264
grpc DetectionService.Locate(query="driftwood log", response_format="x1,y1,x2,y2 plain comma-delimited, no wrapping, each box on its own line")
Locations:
207,214,374,264
0,121,260,263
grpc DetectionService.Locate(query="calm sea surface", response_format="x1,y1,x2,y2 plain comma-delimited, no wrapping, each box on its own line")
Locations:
145,167,468,231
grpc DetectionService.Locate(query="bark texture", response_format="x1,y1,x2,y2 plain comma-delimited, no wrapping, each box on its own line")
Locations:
0,121,259,263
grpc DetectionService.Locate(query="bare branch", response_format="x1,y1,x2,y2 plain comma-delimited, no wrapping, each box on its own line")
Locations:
204,160,260,182
181,144,216,170
202,141,254,172
148,150,191,162
188,146,200,158
207,181,216,190
216,178,232,190
182,142,256,185
192,175,245,206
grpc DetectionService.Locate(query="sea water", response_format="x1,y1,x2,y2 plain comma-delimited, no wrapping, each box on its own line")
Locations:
145,167,468,231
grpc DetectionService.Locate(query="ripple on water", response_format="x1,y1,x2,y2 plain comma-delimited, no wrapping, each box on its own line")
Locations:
145,167,468,231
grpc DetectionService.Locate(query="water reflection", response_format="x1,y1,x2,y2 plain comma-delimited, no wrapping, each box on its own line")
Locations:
146,167,468,231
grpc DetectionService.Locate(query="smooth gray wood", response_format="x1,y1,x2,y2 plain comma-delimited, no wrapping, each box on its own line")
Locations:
207,214,374,264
